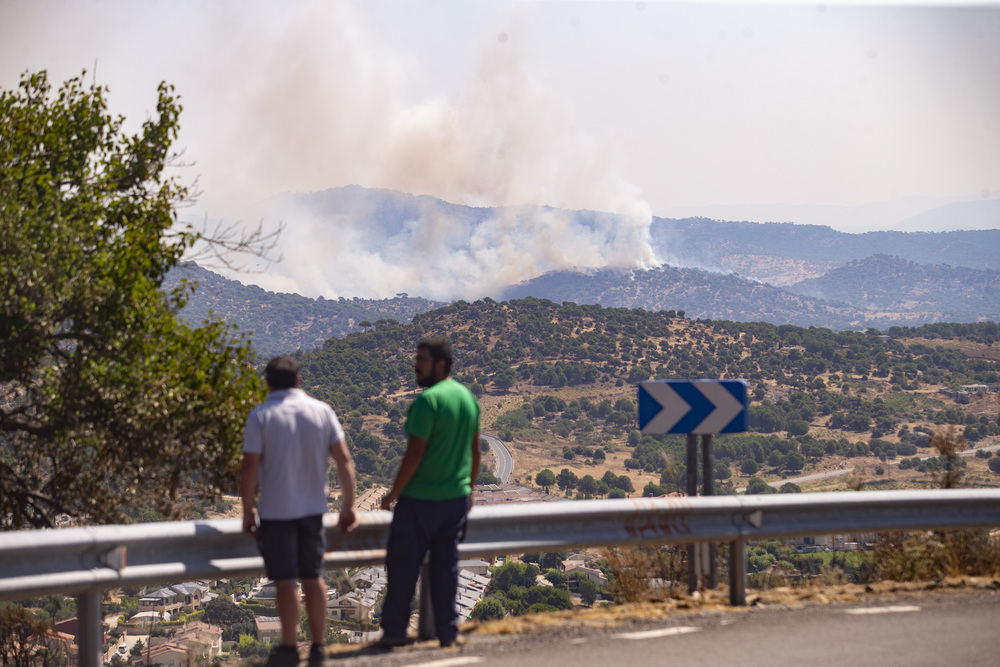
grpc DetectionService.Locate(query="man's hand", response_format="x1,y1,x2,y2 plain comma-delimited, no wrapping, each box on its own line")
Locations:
337,507,357,533
242,510,258,539
379,495,395,511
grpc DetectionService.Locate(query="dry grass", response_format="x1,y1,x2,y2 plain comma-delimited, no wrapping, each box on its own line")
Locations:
874,529,1000,582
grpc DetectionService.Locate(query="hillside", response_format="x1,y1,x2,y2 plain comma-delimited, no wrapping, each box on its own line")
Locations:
788,255,1000,322
498,266,866,329
497,259,1000,330
288,298,1000,499
163,263,446,358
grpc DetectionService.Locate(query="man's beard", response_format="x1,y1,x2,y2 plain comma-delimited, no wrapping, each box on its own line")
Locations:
416,372,434,388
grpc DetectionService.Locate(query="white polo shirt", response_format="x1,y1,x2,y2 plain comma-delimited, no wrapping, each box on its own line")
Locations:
243,388,346,520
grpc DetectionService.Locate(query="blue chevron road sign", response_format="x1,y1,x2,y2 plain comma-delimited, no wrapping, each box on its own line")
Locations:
638,379,748,435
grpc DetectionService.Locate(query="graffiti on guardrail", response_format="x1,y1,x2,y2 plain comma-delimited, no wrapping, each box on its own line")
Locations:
622,499,695,539
624,512,693,539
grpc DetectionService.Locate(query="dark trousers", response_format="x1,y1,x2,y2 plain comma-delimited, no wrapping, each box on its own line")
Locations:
380,495,469,641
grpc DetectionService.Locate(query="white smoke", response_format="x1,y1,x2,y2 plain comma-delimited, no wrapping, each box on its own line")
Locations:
221,14,660,300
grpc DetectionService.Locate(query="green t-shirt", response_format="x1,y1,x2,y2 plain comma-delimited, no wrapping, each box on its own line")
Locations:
402,378,481,500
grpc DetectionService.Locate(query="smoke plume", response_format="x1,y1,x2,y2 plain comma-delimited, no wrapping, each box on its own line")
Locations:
197,8,659,300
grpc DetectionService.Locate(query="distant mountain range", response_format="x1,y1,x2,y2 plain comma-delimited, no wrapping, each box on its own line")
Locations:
172,187,999,354
648,217,999,285
656,196,1000,233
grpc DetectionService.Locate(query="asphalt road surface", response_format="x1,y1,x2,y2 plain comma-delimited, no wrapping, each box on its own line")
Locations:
321,588,1000,667
482,434,513,483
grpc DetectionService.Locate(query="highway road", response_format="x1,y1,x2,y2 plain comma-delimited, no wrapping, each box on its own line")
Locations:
321,588,1000,666
482,433,513,483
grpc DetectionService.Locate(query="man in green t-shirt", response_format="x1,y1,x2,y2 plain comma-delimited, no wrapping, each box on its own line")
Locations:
379,338,481,648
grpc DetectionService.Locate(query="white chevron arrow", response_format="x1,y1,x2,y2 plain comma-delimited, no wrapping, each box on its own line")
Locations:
691,382,745,434
641,382,690,433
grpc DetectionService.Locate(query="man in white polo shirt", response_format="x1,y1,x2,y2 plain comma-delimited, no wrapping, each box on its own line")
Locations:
241,356,356,666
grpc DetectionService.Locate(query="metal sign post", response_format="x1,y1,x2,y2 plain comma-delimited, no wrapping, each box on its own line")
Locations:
639,380,748,593
686,434,698,592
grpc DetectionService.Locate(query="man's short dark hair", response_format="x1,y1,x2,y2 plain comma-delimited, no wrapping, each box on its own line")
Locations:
417,337,453,375
265,356,299,389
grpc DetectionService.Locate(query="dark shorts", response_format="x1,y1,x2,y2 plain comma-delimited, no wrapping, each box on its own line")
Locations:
257,514,325,581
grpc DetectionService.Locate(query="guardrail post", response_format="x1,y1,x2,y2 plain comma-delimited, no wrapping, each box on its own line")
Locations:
729,538,746,606
417,556,435,640
77,590,103,667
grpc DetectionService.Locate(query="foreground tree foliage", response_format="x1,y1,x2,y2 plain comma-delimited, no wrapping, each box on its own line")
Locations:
0,71,262,529
0,603,65,667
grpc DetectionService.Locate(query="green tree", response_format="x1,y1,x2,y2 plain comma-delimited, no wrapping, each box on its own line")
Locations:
236,633,269,659
491,561,541,596
544,569,568,588
535,469,556,493
746,476,775,495
524,585,573,610
0,71,265,529
577,576,599,605
539,552,565,570
493,369,518,392
786,419,810,436
477,469,501,485
784,451,806,472
577,474,598,497
470,597,506,621
202,596,254,626
556,468,578,491
613,475,635,494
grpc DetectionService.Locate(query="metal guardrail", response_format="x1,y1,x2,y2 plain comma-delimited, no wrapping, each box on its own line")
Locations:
3,489,1000,667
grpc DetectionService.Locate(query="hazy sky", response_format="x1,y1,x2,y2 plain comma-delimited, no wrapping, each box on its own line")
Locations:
3,0,999,298
4,0,998,211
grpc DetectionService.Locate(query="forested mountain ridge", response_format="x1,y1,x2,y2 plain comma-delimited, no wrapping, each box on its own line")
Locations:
497,258,1000,330
787,255,1000,322
163,263,446,358
498,266,865,329
288,297,1000,498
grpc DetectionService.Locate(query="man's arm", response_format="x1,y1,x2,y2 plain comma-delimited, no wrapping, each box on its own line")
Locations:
380,434,427,510
240,453,261,538
470,431,481,487
330,439,357,533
